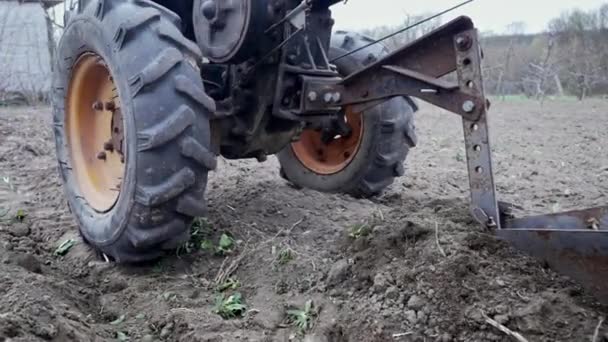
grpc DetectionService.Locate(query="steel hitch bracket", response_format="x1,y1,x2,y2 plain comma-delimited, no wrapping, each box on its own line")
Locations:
303,16,608,304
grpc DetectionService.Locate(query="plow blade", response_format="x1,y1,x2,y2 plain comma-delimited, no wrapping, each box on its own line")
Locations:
498,206,608,304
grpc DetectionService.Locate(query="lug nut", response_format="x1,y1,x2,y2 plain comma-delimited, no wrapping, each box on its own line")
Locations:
201,0,217,20
103,140,114,152
332,92,342,103
92,101,103,111
462,100,476,113
307,91,318,102
97,151,107,160
105,101,116,111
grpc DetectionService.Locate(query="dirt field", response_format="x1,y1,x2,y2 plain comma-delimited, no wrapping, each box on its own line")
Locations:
1,98,607,342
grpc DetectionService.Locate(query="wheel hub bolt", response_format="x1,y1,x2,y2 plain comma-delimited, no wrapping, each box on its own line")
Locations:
332,92,342,103
97,151,107,160
103,140,114,152
201,0,217,20
462,100,476,113
307,91,318,102
105,101,116,111
92,101,103,111
456,35,472,51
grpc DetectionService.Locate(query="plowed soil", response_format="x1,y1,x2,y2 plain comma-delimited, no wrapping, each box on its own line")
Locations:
1,99,607,342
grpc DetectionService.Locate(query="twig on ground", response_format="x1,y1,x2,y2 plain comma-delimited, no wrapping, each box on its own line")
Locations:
592,316,605,342
434,222,447,257
392,331,413,338
271,217,304,240
482,311,528,342
515,290,530,302
377,207,384,221
214,239,251,285
285,218,305,237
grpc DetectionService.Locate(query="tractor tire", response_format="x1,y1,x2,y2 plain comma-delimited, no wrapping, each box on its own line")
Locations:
52,0,216,263
277,31,417,197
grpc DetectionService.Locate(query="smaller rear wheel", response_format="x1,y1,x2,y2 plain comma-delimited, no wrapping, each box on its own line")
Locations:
277,31,417,197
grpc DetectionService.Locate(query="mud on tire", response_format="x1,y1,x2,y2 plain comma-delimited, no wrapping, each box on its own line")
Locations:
277,31,418,197
52,0,216,263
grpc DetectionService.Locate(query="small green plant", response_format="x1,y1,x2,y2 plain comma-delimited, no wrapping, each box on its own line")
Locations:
217,233,235,255
213,293,247,319
115,331,129,341
216,277,241,292
176,218,213,256
349,223,372,239
287,300,315,334
54,239,76,256
277,248,295,265
152,260,169,273
161,291,177,302
2,176,14,191
14,209,26,222
200,239,214,251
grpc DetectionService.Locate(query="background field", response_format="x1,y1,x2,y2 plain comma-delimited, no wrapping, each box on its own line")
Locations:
1,98,607,341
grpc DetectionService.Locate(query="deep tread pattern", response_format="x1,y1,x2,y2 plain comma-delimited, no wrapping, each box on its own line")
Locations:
136,168,196,206
176,194,207,217
404,121,418,147
129,47,182,95
113,8,160,50
156,24,202,60
180,136,217,170
134,0,182,28
94,0,105,19
394,163,405,177
277,31,417,198
127,219,186,249
53,0,216,263
137,105,195,151
175,75,216,113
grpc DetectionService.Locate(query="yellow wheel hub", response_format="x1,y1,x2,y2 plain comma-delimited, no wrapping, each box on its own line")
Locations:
66,53,125,212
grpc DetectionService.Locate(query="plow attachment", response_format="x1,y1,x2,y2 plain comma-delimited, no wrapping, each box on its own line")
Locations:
302,16,608,304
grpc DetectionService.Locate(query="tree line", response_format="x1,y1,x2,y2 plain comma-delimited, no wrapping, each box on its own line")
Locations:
361,3,608,100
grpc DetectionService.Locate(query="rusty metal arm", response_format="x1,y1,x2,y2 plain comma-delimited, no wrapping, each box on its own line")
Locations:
303,17,486,121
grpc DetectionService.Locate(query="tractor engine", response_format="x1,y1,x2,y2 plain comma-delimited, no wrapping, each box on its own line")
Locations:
191,0,339,160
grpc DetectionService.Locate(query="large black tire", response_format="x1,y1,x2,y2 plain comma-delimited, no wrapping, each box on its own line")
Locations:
277,31,418,197
52,0,216,262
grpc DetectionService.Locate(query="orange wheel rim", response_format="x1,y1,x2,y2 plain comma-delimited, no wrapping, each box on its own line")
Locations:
291,106,363,175
66,53,125,212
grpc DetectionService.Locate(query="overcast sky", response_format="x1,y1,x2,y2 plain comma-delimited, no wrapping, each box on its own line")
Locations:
331,0,607,34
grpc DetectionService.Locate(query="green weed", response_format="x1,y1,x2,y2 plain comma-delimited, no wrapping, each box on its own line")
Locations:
287,300,315,334
213,293,247,319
